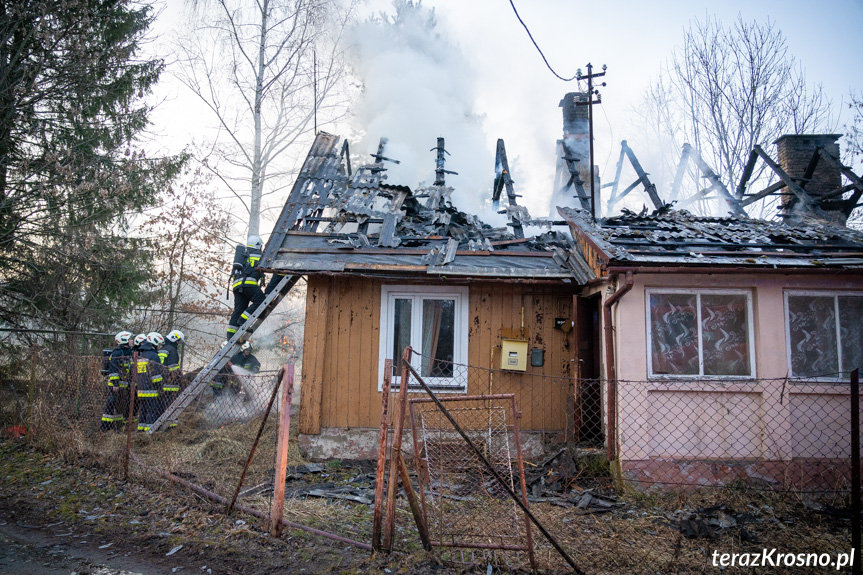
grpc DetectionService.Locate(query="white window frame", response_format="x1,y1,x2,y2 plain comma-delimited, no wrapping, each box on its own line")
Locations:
784,290,863,380
378,285,469,392
646,288,756,379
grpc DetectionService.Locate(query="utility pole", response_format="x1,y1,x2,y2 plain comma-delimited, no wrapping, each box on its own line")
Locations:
575,63,606,220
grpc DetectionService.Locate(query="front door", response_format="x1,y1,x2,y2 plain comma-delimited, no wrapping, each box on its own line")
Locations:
574,295,603,445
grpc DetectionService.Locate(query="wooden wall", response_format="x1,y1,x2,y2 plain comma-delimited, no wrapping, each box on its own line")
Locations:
299,275,576,434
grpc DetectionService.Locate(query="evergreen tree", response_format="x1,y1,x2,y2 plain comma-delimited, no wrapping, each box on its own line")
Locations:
0,0,185,334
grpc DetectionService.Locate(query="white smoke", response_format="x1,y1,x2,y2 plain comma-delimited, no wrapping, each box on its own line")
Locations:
346,2,497,217
199,365,280,427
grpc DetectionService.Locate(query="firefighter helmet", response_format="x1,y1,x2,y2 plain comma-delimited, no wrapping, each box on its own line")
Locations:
147,332,165,347
134,333,147,346
115,331,133,345
166,329,184,343
247,235,263,251
241,341,252,352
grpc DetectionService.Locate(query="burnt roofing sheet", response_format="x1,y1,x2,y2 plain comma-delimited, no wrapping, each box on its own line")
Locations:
559,206,863,269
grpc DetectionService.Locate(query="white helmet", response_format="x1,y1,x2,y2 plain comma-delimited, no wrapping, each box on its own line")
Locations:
134,333,147,346
247,235,263,251
241,341,252,351
147,332,165,347
166,329,184,343
115,331,133,345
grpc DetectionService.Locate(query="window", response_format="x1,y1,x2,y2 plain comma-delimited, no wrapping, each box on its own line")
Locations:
785,292,863,379
379,285,468,390
646,289,755,378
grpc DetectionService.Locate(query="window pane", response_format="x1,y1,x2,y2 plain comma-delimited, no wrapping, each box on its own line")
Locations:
421,299,455,378
392,298,412,378
788,296,838,377
701,294,750,376
650,293,698,375
839,296,863,376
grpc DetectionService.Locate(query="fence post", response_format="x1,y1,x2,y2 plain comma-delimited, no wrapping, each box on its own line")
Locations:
271,364,295,537
851,368,860,575
27,346,36,441
372,359,392,552
123,351,138,480
383,346,412,552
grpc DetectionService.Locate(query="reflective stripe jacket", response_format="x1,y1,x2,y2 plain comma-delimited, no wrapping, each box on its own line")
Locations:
107,345,133,387
135,342,163,396
231,245,264,290
158,341,181,392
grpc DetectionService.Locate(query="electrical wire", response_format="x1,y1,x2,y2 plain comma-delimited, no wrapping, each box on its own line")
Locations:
508,0,579,82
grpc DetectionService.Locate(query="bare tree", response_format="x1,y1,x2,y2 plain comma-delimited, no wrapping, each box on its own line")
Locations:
174,0,355,237
845,90,863,168
639,15,833,214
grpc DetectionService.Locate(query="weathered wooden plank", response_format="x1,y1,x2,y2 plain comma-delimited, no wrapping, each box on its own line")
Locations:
299,276,329,435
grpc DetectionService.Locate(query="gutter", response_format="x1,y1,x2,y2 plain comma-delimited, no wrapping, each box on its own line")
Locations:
603,270,634,462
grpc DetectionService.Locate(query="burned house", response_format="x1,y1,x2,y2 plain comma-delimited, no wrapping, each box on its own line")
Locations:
258,96,863,488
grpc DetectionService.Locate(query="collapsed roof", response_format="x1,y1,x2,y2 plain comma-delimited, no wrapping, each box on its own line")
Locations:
560,206,863,273
260,131,863,284
259,132,594,283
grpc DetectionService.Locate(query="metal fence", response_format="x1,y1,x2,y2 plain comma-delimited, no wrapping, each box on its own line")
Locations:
2,343,860,574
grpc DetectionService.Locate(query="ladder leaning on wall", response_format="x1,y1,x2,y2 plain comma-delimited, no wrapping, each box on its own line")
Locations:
148,274,299,433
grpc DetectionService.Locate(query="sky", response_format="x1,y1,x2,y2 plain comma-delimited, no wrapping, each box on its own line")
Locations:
147,0,863,226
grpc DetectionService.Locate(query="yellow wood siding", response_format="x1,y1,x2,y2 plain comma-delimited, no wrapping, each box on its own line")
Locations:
299,276,574,433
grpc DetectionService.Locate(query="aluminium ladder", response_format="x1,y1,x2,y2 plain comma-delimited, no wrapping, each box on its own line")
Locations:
148,274,300,433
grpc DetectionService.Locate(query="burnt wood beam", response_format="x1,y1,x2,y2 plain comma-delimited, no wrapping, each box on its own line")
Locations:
493,139,524,239
815,148,863,214
675,183,717,210
736,149,759,199
605,141,627,208
753,145,830,220
622,141,665,210
670,143,692,203
740,180,787,207
687,148,746,215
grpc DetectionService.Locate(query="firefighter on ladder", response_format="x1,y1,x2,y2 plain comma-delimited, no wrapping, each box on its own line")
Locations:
227,235,266,341
157,329,184,428
100,331,133,431
136,332,164,432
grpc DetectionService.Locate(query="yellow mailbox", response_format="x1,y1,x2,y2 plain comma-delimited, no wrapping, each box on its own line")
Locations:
500,339,528,371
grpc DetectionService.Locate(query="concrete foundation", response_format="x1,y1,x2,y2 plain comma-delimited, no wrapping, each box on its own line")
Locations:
622,458,855,491
299,428,550,461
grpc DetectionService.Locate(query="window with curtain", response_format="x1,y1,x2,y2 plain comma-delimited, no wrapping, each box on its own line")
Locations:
785,292,863,379
647,289,754,378
380,286,467,390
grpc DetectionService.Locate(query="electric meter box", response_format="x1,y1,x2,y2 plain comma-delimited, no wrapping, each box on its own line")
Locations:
500,339,528,371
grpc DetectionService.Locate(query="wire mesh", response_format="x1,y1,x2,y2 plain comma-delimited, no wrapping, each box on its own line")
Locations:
409,396,534,567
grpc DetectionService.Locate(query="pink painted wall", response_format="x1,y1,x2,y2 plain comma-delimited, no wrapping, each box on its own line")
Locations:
606,272,863,468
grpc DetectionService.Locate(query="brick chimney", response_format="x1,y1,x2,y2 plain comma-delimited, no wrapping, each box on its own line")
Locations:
550,93,593,216
774,134,844,225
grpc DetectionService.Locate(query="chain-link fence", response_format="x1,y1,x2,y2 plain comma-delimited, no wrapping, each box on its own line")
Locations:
375,350,862,573
2,334,860,574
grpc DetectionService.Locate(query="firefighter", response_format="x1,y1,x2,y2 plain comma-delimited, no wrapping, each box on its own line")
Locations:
211,341,233,396
100,331,133,431
157,330,183,427
231,342,261,373
135,332,164,432
227,235,266,341
132,333,147,352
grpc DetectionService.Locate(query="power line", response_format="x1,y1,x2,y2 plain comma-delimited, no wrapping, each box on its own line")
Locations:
508,0,579,82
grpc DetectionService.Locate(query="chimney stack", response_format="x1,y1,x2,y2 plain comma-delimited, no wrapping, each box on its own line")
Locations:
550,93,593,216
775,134,844,225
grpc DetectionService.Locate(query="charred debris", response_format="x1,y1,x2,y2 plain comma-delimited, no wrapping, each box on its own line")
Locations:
260,100,863,280
259,132,594,283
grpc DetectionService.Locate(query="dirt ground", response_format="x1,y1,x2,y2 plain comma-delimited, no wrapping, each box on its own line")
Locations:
0,438,463,575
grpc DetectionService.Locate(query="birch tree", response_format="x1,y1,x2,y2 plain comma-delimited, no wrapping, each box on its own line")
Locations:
175,0,355,238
